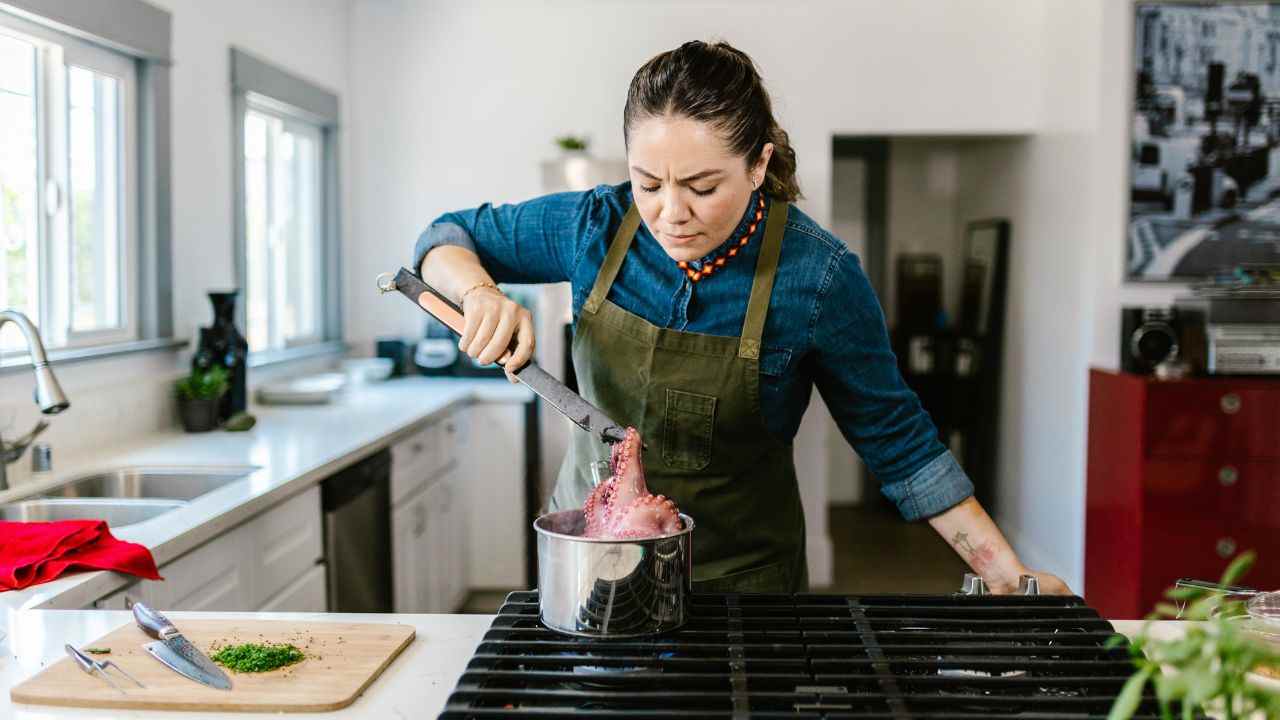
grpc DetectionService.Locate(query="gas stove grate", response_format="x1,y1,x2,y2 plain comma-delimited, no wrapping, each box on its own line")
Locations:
439,591,1180,719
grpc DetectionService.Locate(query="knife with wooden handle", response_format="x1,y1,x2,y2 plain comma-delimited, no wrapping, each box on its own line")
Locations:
133,603,231,690
378,268,628,445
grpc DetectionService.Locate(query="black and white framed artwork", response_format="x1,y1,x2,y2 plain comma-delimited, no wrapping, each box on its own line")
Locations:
1130,2,1280,280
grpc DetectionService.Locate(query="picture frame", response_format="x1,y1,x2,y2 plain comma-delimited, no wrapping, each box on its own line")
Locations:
1129,2,1280,281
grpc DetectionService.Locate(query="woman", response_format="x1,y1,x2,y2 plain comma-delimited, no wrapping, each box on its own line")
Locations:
415,40,1069,595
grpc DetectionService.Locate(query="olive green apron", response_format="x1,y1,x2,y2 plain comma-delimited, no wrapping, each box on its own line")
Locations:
549,199,807,593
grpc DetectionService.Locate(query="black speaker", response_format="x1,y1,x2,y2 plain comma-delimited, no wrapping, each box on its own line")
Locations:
1121,307,1181,375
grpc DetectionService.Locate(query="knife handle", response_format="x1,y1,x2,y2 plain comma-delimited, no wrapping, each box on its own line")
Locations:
386,268,527,372
133,602,178,641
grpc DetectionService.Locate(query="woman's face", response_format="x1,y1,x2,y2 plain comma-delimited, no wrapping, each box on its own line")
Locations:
627,114,773,263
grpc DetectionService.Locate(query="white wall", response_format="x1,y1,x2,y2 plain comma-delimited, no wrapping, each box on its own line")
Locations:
0,0,351,486
947,0,1151,593
343,0,1048,347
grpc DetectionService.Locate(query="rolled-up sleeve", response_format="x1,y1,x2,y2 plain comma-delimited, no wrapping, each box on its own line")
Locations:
413,190,604,284
810,246,974,521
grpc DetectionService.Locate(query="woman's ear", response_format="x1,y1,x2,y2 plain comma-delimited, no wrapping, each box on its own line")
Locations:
752,143,775,187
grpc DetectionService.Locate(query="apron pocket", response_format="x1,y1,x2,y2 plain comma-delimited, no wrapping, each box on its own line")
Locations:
662,388,716,471
694,561,790,594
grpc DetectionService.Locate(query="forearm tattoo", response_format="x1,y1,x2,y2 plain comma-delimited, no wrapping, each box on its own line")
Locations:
952,531,996,573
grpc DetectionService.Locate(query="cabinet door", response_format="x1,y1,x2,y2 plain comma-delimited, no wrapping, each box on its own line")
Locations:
152,528,251,611
249,486,323,606
461,403,526,588
257,564,327,612
420,481,444,612
440,473,467,611
391,495,420,612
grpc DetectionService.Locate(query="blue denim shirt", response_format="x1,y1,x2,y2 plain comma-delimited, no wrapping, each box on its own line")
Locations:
413,182,973,521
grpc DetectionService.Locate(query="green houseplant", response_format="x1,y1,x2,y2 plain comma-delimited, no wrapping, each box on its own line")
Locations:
175,365,229,433
554,134,589,152
1107,551,1280,720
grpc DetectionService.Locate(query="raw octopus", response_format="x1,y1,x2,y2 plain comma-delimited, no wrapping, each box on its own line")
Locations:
582,427,684,539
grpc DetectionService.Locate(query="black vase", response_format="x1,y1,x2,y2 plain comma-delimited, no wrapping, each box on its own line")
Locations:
195,291,248,421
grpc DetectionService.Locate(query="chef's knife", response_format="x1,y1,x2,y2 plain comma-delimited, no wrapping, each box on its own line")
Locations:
378,268,628,445
132,603,232,690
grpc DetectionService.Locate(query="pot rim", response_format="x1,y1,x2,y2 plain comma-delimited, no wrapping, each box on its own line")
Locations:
533,509,695,544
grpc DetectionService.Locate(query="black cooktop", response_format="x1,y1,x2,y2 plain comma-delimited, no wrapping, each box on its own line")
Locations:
439,591,1170,719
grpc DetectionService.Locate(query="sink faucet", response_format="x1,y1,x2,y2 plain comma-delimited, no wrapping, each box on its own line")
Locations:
0,310,69,491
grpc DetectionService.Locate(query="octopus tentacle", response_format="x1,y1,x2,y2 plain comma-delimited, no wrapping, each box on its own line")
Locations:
581,427,683,539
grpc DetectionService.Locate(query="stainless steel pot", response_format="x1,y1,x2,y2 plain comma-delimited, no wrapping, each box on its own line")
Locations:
534,510,695,638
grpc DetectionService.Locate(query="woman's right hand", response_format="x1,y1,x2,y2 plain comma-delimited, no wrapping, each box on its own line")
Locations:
458,286,536,382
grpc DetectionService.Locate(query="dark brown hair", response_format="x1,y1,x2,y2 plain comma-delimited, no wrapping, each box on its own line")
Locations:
623,40,801,201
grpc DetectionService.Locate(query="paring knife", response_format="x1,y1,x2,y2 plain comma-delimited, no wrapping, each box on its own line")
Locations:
132,602,232,690
378,268,629,445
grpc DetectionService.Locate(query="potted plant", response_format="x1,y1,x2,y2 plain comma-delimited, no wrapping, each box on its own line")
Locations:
554,134,590,153
175,365,229,433
1108,551,1280,720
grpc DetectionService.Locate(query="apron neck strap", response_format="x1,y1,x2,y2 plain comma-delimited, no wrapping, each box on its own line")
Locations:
738,200,788,360
582,198,789,353
583,204,642,315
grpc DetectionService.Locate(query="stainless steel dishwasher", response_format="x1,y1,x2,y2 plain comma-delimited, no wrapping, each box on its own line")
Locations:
321,448,392,612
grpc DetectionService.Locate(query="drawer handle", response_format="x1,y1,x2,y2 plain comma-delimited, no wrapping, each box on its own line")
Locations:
1216,537,1237,559
1218,466,1238,487
1220,393,1242,415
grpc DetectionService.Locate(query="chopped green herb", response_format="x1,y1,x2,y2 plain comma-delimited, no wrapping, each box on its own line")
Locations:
83,647,111,655
210,642,305,673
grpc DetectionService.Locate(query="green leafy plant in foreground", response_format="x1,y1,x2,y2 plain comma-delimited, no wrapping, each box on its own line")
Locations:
1107,551,1280,720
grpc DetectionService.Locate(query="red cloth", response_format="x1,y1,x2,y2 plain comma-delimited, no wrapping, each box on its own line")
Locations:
0,520,161,591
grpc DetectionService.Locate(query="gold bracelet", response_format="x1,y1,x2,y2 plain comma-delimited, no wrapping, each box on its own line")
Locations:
460,280,500,301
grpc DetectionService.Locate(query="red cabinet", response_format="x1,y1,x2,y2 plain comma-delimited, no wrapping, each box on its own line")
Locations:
1086,369,1280,619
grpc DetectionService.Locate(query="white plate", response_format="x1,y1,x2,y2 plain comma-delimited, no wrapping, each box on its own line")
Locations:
256,372,347,404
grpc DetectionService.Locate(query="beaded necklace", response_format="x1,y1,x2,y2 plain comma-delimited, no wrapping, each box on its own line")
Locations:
676,194,765,283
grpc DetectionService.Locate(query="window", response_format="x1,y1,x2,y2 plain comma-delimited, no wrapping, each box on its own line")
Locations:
243,107,323,351
0,14,138,353
232,49,340,359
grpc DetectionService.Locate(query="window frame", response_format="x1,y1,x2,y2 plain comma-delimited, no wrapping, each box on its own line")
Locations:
0,11,141,352
0,0,174,371
231,48,342,365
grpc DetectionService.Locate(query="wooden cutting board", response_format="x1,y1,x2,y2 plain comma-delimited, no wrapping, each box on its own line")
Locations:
10,619,415,712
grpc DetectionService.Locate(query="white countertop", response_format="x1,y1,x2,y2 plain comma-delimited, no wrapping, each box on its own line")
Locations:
0,609,492,719
0,377,532,612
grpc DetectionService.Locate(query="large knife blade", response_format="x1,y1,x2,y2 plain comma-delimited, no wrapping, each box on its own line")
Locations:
379,268,628,445
133,603,232,690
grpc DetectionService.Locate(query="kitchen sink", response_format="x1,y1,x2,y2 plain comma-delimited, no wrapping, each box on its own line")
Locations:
36,466,258,501
0,498,185,527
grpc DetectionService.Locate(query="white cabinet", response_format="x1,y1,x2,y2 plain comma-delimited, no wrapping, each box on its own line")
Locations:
257,564,326,612
391,487,429,613
102,486,326,612
390,407,469,612
250,486,324,604
460,403,526,589
150,526,252,611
